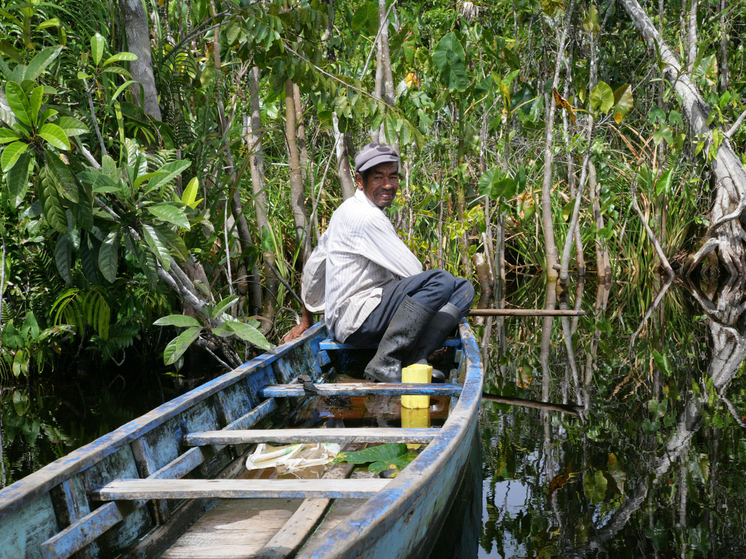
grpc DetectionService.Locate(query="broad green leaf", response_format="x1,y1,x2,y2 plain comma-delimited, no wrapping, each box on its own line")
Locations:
590,81,614,114
333,443,415,475
583,470,607,504
13,389,29,414
39,107,57,125
39,122,71,150
105,80,137,110
103,52,138,66
154,224,188,261
147,203,190,230
0,128,21,143
163,327,202,365
101,65,133,80
36,18,60,31
21,312,40,341
478,168,496,196
1,322,23,349
491,177,516,200
433,33,468,92
655,169,674,196
91,33,105,66
210,295,240,319
181,176,202,208
154,314,202,328
40,178,67,233
1,141,28,171
211,324,234,338
55,116,88,136
144,160,191,194
652,349,673,376
25,46,62,81
225,321,272,350
79,237,98,284
612,84,633,123
350,2,378,34
28,86,43,126
133,170,167,190
6,81,32,126
98,230,119,283
0,40,21,62
55,234,73,283
6,151,31,208
583,5,600,36
45,151,79,202
142,223,171,271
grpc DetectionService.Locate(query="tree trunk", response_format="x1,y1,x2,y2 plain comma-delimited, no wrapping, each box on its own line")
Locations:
719,0,730,91
293,83,310,183
119,0,162,120
246,67,278,318
378,0,397,151
620,0,746,279
540,1,575,280
285,79,311,264
332,112,356,199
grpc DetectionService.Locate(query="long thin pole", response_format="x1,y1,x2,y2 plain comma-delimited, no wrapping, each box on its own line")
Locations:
481,393,581,415
469,309,585,317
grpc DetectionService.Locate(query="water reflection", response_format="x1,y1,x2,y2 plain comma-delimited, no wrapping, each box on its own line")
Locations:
479,277,746,558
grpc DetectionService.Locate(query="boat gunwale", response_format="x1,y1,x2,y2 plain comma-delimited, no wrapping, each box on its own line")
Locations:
0,322,328,523
299,320,483,558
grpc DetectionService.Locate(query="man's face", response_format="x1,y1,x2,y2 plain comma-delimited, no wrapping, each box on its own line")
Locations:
356,162,399,209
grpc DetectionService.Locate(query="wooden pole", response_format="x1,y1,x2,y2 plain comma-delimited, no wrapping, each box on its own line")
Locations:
469,309,585,317
481,393,581,415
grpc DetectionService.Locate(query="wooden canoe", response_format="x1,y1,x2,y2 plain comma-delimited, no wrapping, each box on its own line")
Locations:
0,320,483,559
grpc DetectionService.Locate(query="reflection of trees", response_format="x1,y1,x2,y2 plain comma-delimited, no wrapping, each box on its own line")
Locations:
582,280,746,552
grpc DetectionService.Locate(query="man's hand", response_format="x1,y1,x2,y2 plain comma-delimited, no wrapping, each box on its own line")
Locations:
283,306,314,343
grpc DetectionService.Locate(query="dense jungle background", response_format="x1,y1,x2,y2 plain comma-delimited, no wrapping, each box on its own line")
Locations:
2,0,746,556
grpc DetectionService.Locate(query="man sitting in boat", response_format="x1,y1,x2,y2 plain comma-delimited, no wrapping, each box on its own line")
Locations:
284,143,474,382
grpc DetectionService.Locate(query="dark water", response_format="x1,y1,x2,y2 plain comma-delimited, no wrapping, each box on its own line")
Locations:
3,278,746,558
474,279,746,558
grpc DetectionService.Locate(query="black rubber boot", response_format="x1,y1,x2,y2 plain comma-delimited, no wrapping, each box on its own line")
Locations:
403,302,462,374
364,296,436,383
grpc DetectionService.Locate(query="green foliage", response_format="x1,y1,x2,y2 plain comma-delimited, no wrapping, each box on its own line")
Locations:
155,295,271,367
333,443,417,476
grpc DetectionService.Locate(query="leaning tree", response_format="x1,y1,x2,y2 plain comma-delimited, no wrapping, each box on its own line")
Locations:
619,0,746,280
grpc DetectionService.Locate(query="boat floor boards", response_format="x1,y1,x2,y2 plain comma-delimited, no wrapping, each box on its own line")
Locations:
159,498,300,559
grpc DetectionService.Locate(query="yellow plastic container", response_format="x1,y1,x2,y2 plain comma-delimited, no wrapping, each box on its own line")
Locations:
401,406,431,449
401,363,433,409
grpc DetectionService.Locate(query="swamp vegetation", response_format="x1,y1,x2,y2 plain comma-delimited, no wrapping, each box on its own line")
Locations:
2,0,746,556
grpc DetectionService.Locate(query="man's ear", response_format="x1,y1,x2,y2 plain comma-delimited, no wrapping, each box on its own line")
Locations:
355,172,364,189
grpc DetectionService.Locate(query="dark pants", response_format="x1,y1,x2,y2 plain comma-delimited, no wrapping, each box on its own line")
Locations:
345,269,474,346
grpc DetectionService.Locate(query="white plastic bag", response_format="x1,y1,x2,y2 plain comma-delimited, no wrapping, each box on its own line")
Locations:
246,443,341,475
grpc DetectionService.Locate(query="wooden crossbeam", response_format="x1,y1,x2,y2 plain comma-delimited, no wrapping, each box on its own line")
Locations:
184,427,440,446
318,338,460,350
92,479,390,501
259,382,461,398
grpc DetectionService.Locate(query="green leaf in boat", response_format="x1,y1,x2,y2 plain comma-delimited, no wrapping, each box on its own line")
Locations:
333,443,418,475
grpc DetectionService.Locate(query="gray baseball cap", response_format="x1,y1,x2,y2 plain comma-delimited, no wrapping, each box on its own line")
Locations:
354,143,400,173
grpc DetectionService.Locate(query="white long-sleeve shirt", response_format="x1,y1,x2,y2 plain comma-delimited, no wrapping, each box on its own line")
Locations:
302,189,422,341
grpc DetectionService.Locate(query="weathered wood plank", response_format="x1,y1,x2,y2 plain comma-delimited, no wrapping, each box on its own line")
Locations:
159,500,298,559
93,479,389,501
259,383,462,398
223,398,277,431
254,444,361,559
184,428,440,446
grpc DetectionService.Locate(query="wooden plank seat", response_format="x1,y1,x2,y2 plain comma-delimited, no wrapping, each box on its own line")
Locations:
318,337,460,350
92,479,390,501
259,382,462,398
183,427,441,446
